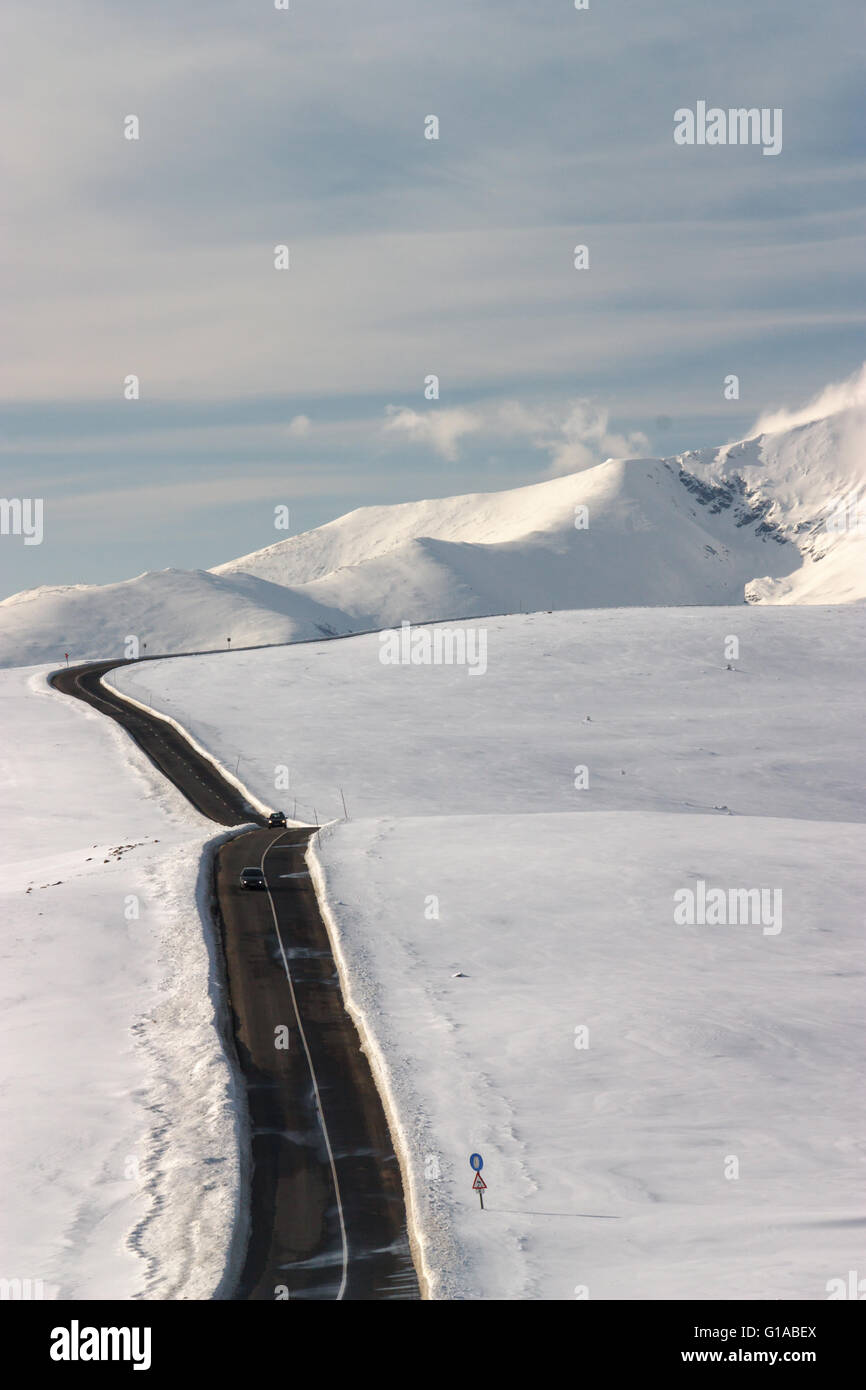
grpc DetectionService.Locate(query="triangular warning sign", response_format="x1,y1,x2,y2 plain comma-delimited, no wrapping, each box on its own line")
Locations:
472,1172,487,1190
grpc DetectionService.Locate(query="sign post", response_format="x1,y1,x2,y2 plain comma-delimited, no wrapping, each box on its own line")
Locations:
469,1153,486,1209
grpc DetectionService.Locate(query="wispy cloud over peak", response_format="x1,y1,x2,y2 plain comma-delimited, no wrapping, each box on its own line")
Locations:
383,397,649,475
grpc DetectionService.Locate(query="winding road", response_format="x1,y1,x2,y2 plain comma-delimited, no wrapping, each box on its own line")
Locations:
51,658,419,1301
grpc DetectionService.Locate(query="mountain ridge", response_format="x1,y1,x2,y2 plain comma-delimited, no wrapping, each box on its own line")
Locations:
2,405,863,667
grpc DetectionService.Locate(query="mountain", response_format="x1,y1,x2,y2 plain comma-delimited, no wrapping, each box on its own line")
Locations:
217,402,866,613
2,403,863,668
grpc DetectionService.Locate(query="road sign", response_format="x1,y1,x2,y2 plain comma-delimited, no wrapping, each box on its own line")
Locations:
469,1153,484,1171
472,1170,487,1209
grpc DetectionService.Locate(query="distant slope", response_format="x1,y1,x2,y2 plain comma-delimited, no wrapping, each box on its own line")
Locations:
1,403,863,667
0,568,356,668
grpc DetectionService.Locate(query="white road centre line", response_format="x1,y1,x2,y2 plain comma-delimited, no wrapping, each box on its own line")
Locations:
260,830,349,1301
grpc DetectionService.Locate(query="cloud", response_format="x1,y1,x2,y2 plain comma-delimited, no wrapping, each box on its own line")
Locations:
383,398,649,475
752,362,866,435
383,405,482,461
536,402,650,476
3,0,863,411
287,415,312,437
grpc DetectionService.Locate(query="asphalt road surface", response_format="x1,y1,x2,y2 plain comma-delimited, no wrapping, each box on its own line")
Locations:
52,659,420,1300
52,660,256,825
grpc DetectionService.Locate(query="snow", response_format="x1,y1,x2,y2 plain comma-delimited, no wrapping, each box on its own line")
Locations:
0,666,242,1299
114,606,866,829
0,567,355,670
112,604,866,1299
2,403,865,669
310,812,864,1300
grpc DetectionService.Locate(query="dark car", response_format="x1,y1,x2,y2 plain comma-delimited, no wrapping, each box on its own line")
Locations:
240,867,267,891
267,811,287,827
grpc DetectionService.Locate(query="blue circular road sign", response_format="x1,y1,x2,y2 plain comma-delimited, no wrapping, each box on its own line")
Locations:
469,1153,484,1171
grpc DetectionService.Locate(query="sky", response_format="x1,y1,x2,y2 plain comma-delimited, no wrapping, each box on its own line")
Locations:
2,0,865,597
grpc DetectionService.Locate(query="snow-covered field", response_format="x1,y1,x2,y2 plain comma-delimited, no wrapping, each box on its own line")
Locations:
0,667,242,1300
113,605,866,1299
